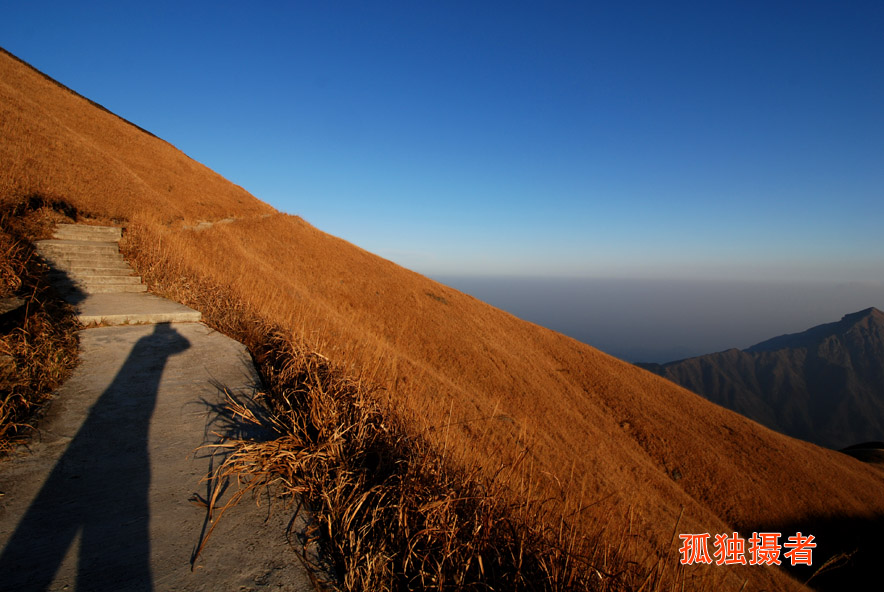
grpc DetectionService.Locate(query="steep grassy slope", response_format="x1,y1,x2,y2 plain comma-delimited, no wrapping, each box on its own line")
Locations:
3,48,883,590
641,308,884,449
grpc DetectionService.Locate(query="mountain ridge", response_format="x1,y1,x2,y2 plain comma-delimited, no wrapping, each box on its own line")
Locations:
748,307,883,353
641,307,884,449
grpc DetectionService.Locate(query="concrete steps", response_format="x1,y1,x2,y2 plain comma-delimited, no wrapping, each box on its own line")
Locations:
36,224,201,325
35,226,145,296
48,273,143,285
53,223,122,242
49,279,149,294
48,258,131,270
36,239,121,255
47,265,133,276
73,293,203,325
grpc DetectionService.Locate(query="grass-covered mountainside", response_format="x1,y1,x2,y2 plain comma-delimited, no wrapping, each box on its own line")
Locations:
2,47,883,591
640,308,884,450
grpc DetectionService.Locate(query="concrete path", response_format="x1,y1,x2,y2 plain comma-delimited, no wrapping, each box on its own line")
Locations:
0,226,315,591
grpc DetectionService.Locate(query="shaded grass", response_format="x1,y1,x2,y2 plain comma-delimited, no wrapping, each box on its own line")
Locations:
0,204,79,455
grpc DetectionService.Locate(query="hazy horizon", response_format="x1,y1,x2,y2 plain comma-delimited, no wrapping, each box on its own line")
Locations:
435,275,884,363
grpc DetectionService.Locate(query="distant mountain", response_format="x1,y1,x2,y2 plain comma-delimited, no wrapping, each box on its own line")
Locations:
639,308,884,449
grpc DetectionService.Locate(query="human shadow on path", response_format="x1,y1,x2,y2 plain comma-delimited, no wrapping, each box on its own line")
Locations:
0,323,190,592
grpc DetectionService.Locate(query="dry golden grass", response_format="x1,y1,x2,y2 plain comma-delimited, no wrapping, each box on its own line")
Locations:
196,327,650,591
0,205,79,455
3,47,883,590
0,49,273,225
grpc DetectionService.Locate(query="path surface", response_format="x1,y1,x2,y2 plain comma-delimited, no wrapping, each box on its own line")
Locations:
0,225,314,591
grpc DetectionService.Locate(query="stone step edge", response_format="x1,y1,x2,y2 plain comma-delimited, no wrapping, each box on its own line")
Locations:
36,247,125,255
82,286,148,293
48,268,135,276
53,228,121,234
57,285,148,294
55,276,144,285
39,255,128,264
52,236,122,244
37,238,120,245
37,247,122,255
56,223,121,231
54,225,122,236
78,312,203,326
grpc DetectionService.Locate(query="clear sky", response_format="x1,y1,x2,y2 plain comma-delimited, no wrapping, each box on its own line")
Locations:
2,1,883,281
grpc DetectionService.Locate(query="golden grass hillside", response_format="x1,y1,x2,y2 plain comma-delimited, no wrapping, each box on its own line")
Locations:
3,48,882,591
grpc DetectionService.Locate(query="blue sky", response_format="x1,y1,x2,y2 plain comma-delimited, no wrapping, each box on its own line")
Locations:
3,1,883,281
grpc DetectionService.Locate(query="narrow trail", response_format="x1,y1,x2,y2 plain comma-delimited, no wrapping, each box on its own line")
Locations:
0,225,313,591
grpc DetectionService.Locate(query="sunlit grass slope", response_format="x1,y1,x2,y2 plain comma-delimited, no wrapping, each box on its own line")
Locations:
3,48,882,590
